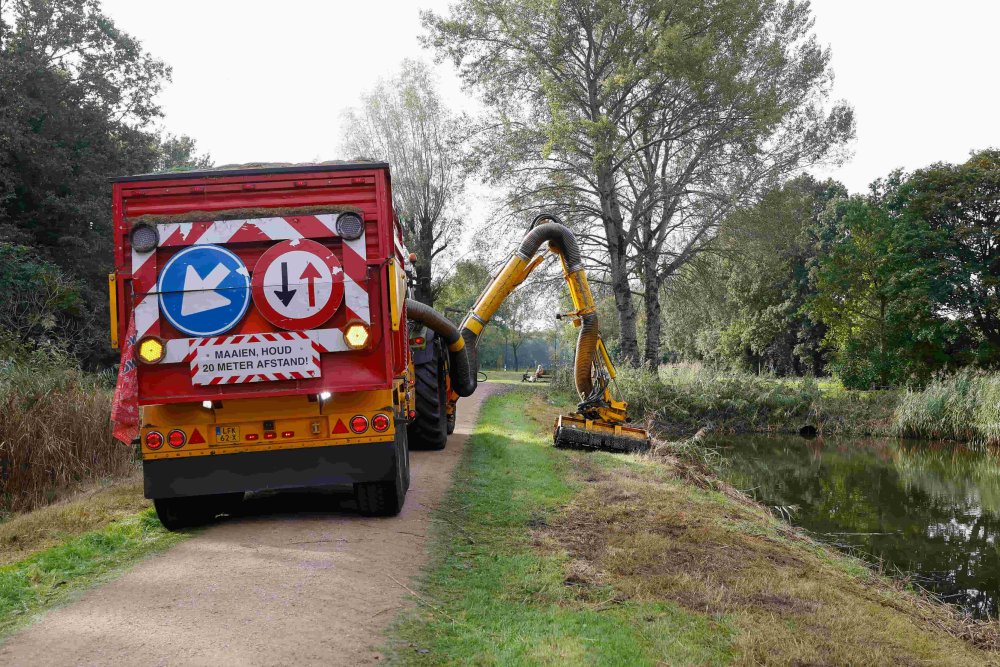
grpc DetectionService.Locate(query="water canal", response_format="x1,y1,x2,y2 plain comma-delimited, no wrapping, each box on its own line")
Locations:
715,434,1000,618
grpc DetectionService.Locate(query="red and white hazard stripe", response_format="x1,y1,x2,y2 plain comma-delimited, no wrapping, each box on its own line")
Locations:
129,213,370,343
163,327,356,365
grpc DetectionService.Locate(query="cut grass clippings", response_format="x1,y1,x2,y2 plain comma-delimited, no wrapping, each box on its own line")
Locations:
0,492,184,639
389,388,1000,665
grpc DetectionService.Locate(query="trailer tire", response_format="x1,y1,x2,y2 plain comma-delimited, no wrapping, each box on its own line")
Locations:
355,432,408,516
408,338,449,450
154,492,243,531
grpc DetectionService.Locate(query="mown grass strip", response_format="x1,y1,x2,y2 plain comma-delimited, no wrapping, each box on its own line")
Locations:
0,508,185,638
387,389,733,666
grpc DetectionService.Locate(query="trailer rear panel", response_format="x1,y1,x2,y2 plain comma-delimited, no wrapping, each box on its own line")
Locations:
111,163,407,405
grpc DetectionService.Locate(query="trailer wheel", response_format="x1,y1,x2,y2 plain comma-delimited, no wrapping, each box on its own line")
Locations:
153,493,243,531
408,337,449,450
355,429,409,516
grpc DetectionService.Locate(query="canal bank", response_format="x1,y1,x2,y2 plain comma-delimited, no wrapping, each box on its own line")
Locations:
387,388,999,665
716,433,1000,619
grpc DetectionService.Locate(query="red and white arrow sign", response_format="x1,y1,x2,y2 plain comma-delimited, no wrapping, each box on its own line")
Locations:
251,240,345,331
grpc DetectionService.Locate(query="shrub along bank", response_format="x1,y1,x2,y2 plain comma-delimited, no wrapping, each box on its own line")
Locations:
553,365,1000,445
387,388,998,665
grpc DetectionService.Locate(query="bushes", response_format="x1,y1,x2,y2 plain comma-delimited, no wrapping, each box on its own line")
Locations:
893,371,1000,444
0,344,133,516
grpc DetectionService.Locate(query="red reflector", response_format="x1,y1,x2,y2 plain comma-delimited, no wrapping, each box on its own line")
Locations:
372,414,390,432
332,419,348,434
350,415,369,434
145,432,163,450
188,428,205,445
264,432,277,440
246,433,259,441
281,431,294,438
413,337,425,345
408,410,416,419
167,430,186,448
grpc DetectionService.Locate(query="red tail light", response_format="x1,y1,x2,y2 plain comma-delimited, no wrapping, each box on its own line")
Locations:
350,415,369,433
246,433,259,441
372,414,390,432
264,432,277,440
281,431,294,438
145,431,163,450
167,429,186,448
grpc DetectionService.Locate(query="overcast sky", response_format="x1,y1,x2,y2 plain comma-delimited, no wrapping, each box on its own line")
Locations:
102,0,1000,196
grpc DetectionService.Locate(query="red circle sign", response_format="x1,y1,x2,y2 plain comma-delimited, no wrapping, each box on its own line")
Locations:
251,239,344,331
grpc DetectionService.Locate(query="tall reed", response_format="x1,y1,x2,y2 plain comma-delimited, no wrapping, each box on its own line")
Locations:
0,354,134,516
892,370,1000,444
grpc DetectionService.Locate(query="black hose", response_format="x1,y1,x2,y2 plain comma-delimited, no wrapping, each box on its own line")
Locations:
405,299,476,397
517,214,584,272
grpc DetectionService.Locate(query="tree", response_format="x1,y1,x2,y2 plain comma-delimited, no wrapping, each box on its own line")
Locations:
662,175,845,375
901,150,1000,362
341,60,466,305
425,0,854,366
0,0,173,366
157,134,213,172
808,177,959,388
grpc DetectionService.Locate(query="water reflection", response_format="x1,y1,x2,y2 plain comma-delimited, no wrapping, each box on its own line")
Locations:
715,435,1000,618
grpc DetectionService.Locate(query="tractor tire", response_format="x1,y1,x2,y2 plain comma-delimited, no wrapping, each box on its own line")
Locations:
354,429,409,516
154,492,243,531
408,338,449,450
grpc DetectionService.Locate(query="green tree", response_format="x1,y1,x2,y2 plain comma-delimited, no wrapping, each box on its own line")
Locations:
157,134,213,172
662,176,846,375
901,150,1000,363
0,0,172,366
808,177,958,387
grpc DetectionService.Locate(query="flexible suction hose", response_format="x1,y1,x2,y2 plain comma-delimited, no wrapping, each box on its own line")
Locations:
461,214,598,399
405,298,476,397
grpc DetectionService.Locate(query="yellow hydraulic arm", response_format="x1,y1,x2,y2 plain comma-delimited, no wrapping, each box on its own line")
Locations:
457,214,650,453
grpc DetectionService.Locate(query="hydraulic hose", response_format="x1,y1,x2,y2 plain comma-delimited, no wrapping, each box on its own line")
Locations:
405,299,476,397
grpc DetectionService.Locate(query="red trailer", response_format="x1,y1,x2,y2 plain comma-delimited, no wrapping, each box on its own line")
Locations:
109,163,416,528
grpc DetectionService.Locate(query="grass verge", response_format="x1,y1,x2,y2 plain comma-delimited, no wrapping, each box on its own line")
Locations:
388,388,999,665
0,481,183,640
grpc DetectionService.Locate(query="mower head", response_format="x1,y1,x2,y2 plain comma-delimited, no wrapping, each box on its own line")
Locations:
553,414,651,454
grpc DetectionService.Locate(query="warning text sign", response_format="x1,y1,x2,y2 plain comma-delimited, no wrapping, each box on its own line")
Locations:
189,334,320,385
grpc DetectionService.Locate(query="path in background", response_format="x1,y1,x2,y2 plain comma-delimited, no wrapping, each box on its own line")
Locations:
0,384,499,667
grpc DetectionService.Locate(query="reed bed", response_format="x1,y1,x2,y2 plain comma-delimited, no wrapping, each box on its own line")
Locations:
0,357,133,516
893,371,1000,444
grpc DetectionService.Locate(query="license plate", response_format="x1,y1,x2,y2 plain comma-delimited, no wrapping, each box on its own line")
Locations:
215,426,240,445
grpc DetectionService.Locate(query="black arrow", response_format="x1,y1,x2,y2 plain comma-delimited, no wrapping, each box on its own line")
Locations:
274,262,297,306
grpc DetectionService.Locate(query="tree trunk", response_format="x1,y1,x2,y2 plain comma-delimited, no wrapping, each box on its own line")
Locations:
642,257,663,371
412,219,435,305
596,166,640,366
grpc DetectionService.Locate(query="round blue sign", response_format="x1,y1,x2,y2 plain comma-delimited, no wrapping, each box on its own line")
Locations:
157,245,251,337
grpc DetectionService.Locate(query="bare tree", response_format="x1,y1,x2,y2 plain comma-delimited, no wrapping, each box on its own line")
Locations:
425,0,854,365
341,60,465,305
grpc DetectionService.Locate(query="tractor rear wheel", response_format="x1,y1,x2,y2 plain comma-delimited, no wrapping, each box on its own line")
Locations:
408,337,449,450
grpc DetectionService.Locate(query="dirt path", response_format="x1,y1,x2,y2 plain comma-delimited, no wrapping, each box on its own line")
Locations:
1,384,498,667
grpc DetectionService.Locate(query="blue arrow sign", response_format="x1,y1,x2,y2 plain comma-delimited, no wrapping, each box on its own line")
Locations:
157,245,251,337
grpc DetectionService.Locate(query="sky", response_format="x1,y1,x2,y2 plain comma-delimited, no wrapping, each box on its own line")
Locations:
101,0,1000,196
